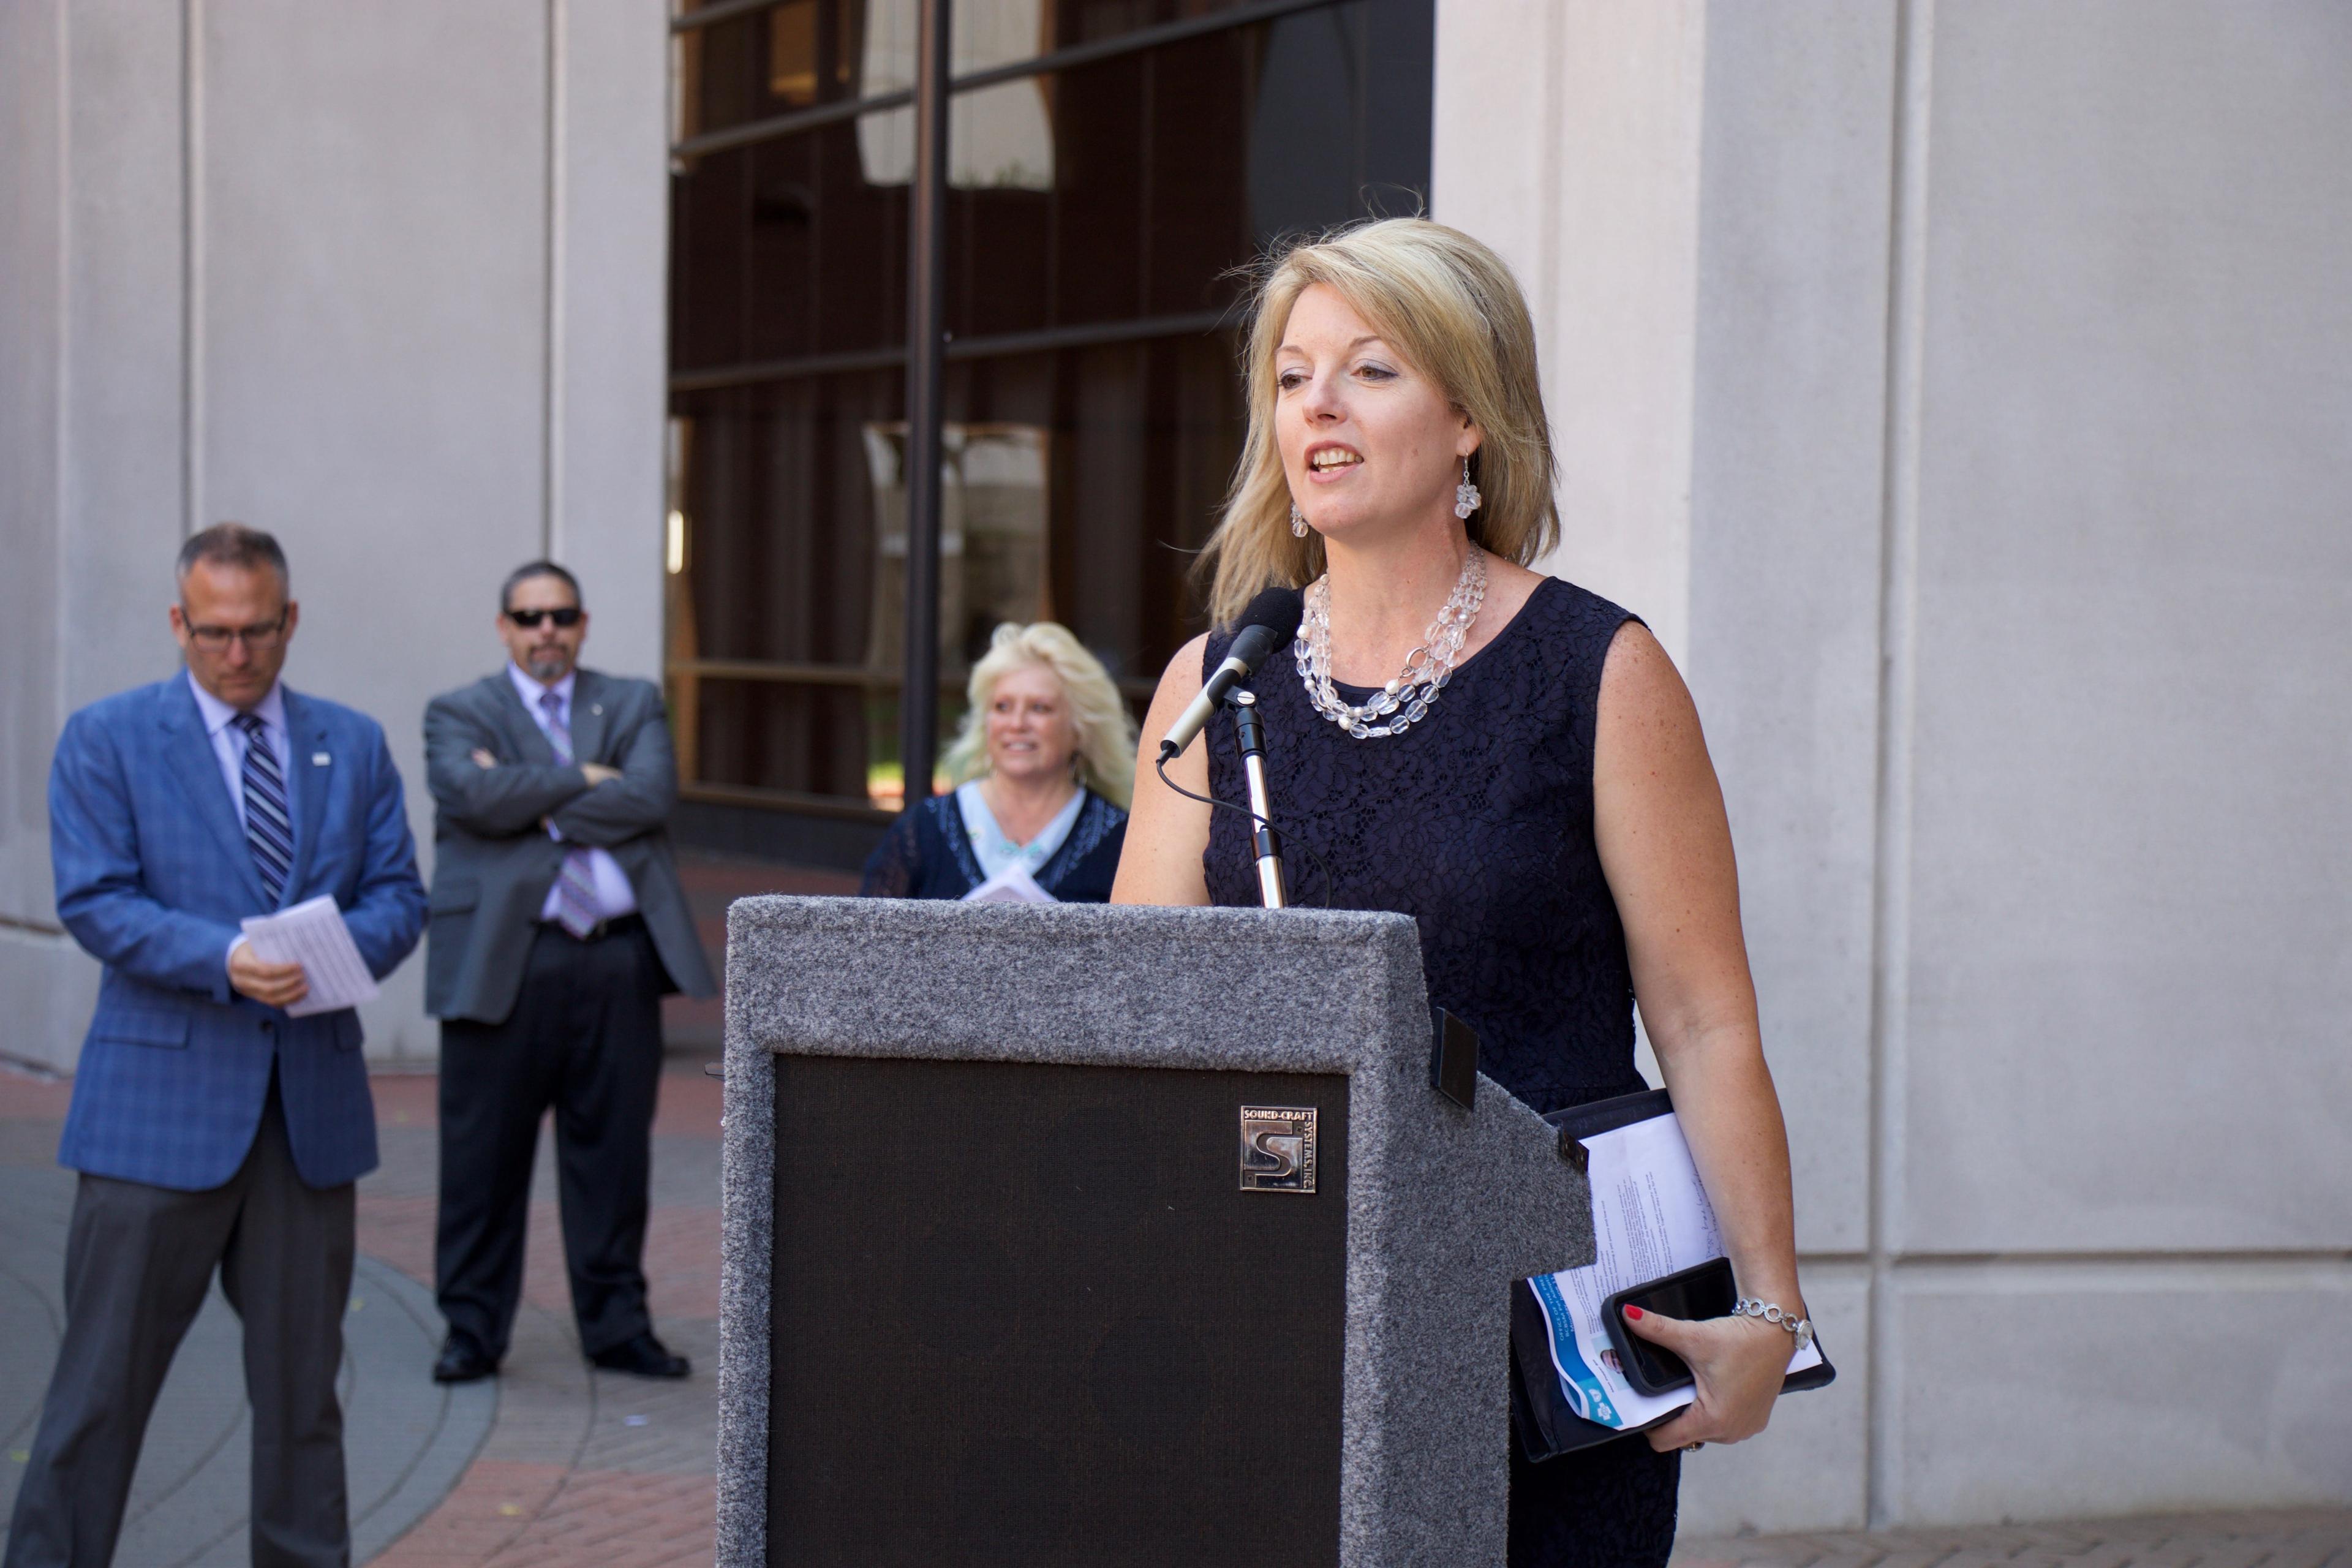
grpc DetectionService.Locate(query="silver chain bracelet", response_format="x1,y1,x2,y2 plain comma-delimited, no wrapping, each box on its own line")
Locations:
1733,1297,1814,1352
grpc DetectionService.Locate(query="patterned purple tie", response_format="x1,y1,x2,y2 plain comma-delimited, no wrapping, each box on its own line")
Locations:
538,691,602,938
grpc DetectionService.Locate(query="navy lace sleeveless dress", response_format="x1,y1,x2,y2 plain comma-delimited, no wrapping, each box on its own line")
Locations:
1200,575,1681,1567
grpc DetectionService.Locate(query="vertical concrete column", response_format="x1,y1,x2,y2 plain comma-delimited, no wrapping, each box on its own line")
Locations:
1432,0,1706,665
0,0,195,1072
1879,0,2352,1525
0,0,66,922
548,0,669,678
1676,0,1905,1534
0,0,92,1074
199,0,555,1059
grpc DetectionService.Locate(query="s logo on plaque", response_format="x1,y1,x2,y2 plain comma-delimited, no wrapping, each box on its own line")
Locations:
1238,1106,1317,1193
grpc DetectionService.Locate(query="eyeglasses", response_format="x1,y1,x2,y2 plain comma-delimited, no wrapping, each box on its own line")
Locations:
505,607,582,629
184,615,288,652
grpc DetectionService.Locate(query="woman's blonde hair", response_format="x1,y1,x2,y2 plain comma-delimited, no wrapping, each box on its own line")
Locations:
940,622,1139,807
1197,217,1559,627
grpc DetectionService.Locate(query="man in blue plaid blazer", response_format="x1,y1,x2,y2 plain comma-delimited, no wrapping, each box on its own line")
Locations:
5,524,426,1568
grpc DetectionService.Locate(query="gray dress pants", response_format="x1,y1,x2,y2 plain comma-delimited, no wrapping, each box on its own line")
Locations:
2,1072,355,1568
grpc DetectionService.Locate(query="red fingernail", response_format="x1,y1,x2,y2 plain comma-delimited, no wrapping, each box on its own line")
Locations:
1623,1305,1645,1321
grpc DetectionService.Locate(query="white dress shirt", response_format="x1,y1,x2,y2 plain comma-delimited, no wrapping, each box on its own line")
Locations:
507,664,638,922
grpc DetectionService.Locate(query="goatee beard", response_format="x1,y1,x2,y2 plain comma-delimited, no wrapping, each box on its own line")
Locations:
527,654,569,681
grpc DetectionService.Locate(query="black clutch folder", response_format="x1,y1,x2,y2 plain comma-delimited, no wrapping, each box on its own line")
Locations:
1509,1088,1837,1460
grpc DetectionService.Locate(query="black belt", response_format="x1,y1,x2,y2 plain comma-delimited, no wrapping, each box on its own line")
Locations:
538,911,645,943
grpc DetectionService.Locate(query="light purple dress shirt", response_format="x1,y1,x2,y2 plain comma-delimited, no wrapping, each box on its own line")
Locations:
506,664,638,922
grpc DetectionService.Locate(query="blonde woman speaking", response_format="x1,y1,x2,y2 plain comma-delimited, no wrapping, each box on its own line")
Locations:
1115,219,1809,1567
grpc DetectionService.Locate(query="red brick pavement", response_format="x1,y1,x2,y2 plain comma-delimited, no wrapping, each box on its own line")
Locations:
356,1194,723,1321
354,1052,726,1567
0,1069,72,1119
363,1460,571,1568
410,1467,715,1568
368,1462,714,1568
367,1050,723,1138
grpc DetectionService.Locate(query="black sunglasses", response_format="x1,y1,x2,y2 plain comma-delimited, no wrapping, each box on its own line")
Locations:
505,607,582,628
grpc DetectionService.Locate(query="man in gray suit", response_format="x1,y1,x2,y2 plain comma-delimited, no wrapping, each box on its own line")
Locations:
421,560,715,1384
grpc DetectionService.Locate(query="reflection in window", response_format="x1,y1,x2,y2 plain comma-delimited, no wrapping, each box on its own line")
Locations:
766,1,861,106
861,422,1051,808
665,418,701,783
858,2,1055,192
862,421,1047,697
676,0,870,143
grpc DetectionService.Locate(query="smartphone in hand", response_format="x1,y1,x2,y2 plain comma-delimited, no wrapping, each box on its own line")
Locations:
1600,1255,1738,1397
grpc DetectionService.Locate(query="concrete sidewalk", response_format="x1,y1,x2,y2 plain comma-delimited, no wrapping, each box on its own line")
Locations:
0,1055,726,1568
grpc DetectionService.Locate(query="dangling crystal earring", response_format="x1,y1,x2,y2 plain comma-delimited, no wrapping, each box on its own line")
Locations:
1291,502,1310,538
1453,458,1483,521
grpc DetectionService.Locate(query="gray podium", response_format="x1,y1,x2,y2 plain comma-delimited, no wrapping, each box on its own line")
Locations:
715,896,1595,1567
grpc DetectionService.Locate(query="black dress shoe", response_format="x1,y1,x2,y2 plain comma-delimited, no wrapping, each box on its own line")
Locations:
587,1332,691,1379
432,1332,497,1384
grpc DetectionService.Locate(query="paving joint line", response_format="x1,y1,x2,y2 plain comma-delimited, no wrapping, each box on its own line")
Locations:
349,1254,494,1539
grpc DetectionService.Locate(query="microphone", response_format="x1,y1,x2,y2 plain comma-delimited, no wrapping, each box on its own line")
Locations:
1158,586,1305,761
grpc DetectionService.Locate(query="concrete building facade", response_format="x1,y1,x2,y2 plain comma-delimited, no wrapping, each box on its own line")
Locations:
1,0,671,1061
2,0,2344,1537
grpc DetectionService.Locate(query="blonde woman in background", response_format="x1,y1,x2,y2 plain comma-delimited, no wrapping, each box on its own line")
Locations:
861,622,1135,902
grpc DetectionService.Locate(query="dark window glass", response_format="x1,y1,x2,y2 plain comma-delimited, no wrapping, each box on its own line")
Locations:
670,120,911,372
668,0,1433,813
672,369,900,669
673,1,872,145
673,0,1286,144
688,681,881,805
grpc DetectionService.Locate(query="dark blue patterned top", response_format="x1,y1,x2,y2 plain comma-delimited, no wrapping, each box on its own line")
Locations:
861,787,1128,903
1204,575,1681,1564
1203,576,1648,1115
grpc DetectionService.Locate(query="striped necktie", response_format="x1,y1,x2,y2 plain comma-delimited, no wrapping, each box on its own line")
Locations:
232,712,291,906
538,692,602,938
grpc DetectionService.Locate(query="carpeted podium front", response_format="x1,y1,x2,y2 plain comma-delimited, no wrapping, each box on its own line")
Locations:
716,897,1593,1567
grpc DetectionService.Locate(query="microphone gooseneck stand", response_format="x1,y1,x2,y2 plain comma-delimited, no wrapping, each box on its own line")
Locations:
1224,689,1287,909
1150,586,1319,908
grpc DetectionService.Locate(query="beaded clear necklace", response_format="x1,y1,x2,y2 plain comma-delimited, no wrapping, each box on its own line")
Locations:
1295,546,1488,739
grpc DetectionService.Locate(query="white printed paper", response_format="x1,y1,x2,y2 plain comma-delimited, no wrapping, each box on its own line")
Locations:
239,894,380,1017
1527,1110,1821,1430
960,864,1057,905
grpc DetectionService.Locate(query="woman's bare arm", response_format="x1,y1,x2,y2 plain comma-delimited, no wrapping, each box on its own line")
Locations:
1110,633,1215,907
1593,619,1803,1449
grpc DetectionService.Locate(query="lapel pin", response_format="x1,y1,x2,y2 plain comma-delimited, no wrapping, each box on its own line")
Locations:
312,752,331,766
590,704,603,716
